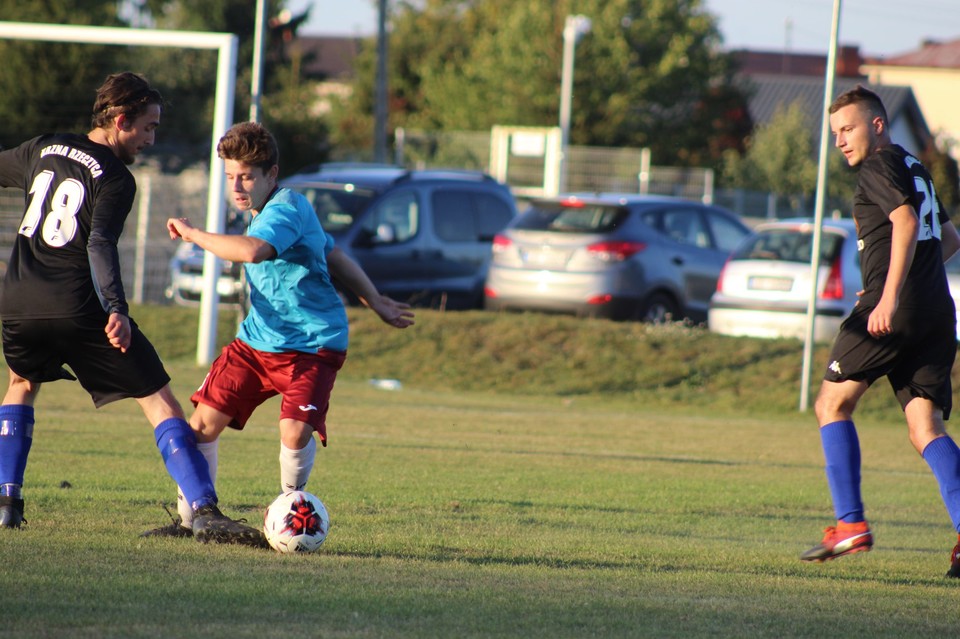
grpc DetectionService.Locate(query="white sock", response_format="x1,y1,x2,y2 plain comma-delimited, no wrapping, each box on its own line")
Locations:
177,439,219,528
279,437,316,494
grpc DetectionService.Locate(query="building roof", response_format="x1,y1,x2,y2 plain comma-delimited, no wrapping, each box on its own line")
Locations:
732,46,864,78
866,38,960,69
290,36,364,81
741,74,931,150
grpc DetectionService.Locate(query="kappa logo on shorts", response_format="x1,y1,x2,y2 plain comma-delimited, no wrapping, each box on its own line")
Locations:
299,404,318,412
828,360,842,375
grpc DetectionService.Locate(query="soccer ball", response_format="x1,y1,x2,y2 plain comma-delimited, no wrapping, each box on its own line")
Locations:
263,490,330,553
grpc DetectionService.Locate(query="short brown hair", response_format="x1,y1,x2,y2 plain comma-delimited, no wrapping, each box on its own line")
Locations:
216,121,279,173
90,72,163,129
829,84,888,123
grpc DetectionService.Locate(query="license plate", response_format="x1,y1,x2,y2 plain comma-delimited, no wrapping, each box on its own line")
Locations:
748,276,793,292
522,247,569,268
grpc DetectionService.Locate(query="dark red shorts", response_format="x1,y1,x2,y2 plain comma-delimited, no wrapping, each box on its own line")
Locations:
192,339,346,445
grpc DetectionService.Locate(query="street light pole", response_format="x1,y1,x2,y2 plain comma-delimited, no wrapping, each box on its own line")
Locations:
249,0,267,122
374,0,388,163
558,14,591,192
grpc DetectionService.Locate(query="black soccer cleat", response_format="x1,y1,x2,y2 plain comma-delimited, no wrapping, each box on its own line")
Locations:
0,496,24,529
192,503,269,548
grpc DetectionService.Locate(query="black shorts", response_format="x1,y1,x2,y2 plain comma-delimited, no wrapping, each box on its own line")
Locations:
824,303,956,418
2,314,171,408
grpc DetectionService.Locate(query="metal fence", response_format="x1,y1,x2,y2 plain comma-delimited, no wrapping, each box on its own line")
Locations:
0,168,208,305
0,133,813,305
395,128,716,202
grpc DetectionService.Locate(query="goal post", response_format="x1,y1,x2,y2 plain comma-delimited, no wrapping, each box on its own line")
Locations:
0,21,237,365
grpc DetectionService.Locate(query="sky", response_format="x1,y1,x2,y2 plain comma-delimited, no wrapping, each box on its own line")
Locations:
291,0,960,59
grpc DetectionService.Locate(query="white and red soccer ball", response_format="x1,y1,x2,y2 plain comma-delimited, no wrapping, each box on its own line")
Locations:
263,490,329,553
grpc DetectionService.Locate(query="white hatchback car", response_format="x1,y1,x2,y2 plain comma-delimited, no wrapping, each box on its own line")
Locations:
709,217,960,342
708,218,860,342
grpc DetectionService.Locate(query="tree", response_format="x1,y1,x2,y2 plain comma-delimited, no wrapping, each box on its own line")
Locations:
122,0,280,156
920,139,960,219
723,102,818,203
118,0,330,171
722,100,858,215
0,0,125,148
333,0,751,168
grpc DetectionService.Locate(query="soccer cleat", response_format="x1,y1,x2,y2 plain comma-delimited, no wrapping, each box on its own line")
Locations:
947,536,960,578
0,496,24,529
800,520,873,562
191,503,269,548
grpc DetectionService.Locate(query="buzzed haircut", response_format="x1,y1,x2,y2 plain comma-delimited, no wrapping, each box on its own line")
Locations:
90,72,163,129
216,121,279,173
829,85,888,124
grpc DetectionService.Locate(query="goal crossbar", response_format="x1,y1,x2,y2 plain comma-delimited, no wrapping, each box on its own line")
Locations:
0,21,238,365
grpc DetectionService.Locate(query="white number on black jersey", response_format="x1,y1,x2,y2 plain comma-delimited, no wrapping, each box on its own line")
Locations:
905,155,941,241
20,170,85,248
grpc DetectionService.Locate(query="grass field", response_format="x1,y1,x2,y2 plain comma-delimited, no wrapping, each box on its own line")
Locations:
0,306,958,638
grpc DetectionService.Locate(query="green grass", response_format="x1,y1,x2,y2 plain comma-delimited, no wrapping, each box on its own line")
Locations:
1,305,958,638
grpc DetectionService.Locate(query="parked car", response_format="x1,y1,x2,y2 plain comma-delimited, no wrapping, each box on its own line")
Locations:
482,193,751,323
165,211,248,306
167,166,518,309
707,218,861,342
945,253,960,339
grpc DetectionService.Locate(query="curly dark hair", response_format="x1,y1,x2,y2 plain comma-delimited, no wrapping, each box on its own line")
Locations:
90,72,164,129
216,121,279,172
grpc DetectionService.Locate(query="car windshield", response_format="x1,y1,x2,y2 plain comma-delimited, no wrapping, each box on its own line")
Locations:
284,184,378,233
513,203,627,233
732,228,845,264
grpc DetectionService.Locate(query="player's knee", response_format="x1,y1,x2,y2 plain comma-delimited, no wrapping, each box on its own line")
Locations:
280,420,313,449
5,371,39,403
814,391,855,424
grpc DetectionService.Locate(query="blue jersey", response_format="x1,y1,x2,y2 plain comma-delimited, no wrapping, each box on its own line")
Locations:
238,188,349,353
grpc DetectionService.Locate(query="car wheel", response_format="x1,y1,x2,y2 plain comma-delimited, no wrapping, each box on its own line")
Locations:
637,292,680,324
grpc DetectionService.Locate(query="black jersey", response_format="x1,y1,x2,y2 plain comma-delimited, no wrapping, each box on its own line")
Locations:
853,144,952,314
0,134,133,319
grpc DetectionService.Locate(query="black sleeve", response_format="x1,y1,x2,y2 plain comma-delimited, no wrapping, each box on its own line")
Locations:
87,172,135,316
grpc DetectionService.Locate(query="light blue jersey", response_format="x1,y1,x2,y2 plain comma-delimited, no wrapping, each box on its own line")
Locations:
238,188,349,353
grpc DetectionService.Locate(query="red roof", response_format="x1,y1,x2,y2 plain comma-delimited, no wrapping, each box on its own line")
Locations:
867,38,960,69
731,46,864,78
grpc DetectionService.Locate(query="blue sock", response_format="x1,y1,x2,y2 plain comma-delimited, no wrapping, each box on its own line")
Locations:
922,436,960,533
154,418,216,512
0,405,35,495
820,420,864,523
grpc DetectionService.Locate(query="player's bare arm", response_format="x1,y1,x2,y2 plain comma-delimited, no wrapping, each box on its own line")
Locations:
166,217,276,263
869,205,918,338
327,246,415,328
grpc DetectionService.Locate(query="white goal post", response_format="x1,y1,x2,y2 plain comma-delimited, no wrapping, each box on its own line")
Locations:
0,21,238,365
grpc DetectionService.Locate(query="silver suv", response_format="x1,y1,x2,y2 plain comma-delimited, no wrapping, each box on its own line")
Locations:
484,193,750,322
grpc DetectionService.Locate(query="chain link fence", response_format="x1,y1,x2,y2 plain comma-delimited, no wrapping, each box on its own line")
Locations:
0,168,207,305
0,131,810,305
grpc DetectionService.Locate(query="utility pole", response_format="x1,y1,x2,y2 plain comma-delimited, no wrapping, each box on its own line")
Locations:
374,0,388,162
